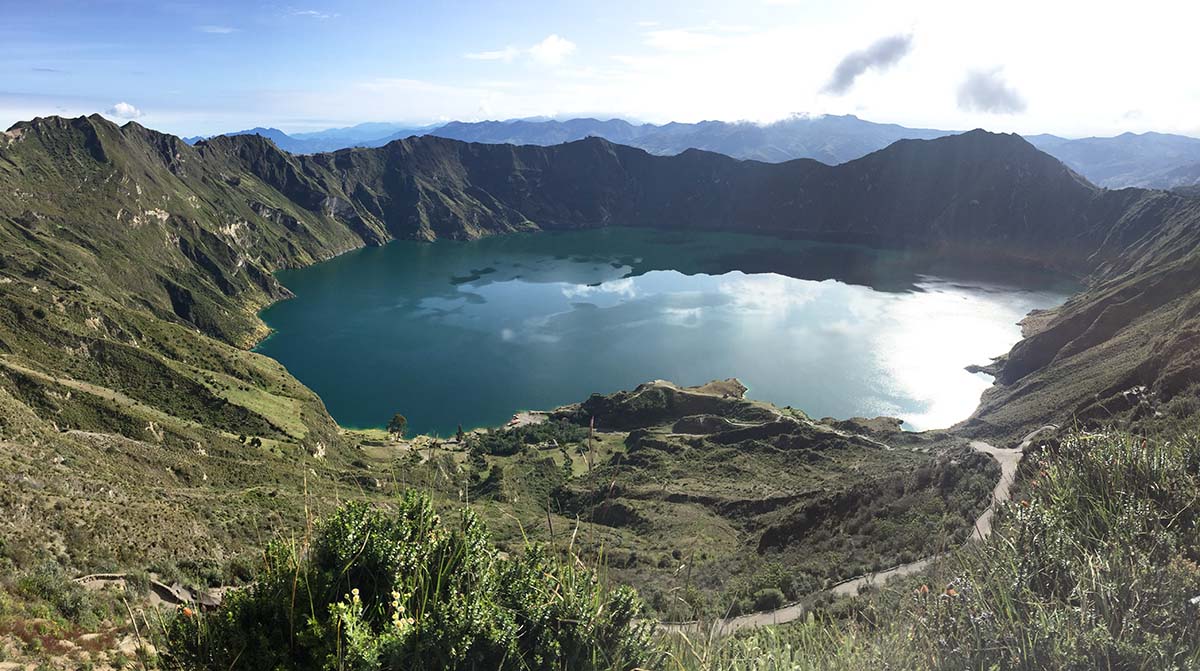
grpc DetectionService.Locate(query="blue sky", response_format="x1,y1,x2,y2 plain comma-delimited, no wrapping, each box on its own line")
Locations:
3,0,1199,138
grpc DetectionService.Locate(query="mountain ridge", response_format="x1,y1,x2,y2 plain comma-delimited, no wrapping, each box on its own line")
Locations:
187,114,1200,189
4,113,1200,448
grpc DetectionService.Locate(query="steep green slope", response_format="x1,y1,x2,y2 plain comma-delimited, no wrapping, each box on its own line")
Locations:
2,112,1200,578
0,116,383,573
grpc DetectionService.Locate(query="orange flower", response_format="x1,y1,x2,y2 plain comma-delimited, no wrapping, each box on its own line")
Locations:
182,607,194,618
945,588,958,597
917,584,930,595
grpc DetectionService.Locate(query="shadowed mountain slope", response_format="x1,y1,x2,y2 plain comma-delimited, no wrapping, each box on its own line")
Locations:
3,113,1200,457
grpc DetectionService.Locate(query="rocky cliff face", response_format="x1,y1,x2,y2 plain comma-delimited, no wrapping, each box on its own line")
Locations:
966,193,1200,438
282,130,1107,273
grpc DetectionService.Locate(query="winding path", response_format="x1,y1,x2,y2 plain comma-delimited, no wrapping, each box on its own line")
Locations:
659,426,1056,636
74,573,227,609
75,422,1058,638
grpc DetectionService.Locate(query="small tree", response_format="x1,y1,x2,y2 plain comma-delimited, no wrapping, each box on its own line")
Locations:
387,413,408,440
560,445,574,481
468,444,488,483
456,424,466,443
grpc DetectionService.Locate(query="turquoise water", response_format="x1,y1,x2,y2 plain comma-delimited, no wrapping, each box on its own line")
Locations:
257,228,1074,435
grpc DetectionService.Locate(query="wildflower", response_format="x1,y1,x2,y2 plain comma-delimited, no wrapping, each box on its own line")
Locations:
945,588,958,597
917,584,930,595
182,606,194,618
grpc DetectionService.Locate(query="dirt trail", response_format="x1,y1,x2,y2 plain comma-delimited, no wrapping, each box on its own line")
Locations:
660,425,1056,636
74,573,224,609
72,405,1057,638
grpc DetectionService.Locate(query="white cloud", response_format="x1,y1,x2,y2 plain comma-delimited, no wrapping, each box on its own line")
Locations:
292,9,337,19
197,25,236,34
466,34,576,67
528,34,577,65
465,46,521,63
23,0,1197,139
717,273,823,315
957,68,1026,114
643,28,727,52
641,24,751,52
105,102,143,120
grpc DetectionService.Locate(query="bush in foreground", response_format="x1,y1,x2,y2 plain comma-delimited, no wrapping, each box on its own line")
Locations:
164,492,659,670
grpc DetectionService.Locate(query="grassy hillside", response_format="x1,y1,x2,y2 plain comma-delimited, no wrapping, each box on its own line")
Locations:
2,114,1200,666
21,423,1183,670
679,425,1200,669
547,381,995,620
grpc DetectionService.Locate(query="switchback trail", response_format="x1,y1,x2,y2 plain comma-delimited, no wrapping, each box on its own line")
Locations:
75,422,1057,638
659,426,1056,636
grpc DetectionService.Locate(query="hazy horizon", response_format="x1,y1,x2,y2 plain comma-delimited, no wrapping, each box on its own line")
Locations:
4,0,1199,139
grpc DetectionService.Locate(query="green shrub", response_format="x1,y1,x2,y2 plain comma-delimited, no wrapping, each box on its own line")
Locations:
474,420,589,457
751,589,786,612
163,491,660,670
1165,392,1200,421
14,565,103,628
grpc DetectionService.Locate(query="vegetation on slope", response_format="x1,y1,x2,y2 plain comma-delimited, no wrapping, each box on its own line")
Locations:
682,425,1200,670
549,381,997,620
142,421,1200,670
164,492,661,671
0,115,1088,577
4,114,1200,666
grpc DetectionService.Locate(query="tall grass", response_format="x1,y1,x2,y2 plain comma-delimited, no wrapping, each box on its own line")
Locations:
675,428,1200,670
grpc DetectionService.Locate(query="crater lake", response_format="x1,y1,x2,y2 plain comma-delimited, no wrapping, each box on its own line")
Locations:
256,228,1076,436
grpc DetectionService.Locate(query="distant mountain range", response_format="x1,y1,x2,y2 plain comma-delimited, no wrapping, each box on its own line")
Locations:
186,115,1200,190
184,123,433,154
1025,131,1200,189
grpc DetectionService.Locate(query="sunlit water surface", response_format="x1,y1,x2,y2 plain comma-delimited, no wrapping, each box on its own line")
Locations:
257,228,1075,435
